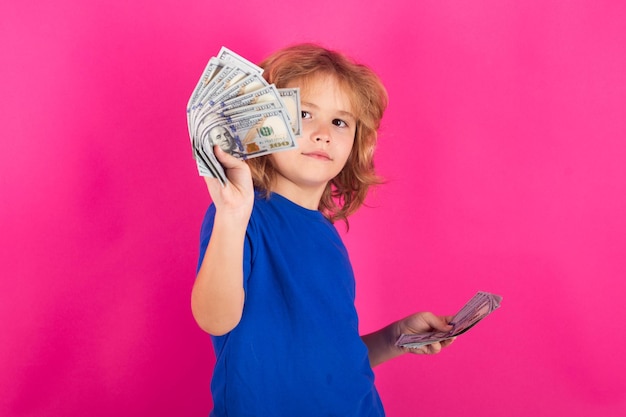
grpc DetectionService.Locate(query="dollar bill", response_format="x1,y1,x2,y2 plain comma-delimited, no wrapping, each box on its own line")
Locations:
192,62,235,112
187,57,225,140
216,46,264,74
203,65,250,105
278,88,302,137
201,109,296,157
396,291,503,349
222,100,281,117
187,57,223,112
187,47,301,185
219,85,284,113
208,72,269,108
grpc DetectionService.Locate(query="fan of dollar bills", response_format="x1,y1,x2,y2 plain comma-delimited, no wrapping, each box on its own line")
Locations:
396,291,503,349
186,47,302,185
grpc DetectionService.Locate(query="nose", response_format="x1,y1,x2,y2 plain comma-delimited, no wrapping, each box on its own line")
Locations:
311,122,331,144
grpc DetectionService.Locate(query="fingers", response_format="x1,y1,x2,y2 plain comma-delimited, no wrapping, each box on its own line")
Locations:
214,146,245,169
427,337,455,353
403,341,443,355
418,311,454,332
426,342,443,354
399,311,457,356
202,147,246,189
204,146,253,191
405,336,456,356
441,337,456,348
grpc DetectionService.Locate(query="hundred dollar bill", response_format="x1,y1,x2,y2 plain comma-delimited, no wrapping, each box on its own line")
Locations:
222,100,281,117
200,101,283,151
396,291,503,349
192,109,296,185
187,57,225,140
194,143,219,177
196,85,286,143
192,122,230,184
278,88,302,137
203,65,249,105
187,47,303,185
208,72,269,108
216,46,264,75
219,85,283,112
192,133,223,179
187,57,223,112
200,109,297,159
191,73,270,138
192,62,235,111
191,87,274,150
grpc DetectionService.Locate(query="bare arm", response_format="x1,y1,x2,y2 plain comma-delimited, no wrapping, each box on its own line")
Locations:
191,147,254,336
361,312,455,367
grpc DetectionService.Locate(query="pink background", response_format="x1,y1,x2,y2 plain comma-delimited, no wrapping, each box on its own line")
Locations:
1,1,625,416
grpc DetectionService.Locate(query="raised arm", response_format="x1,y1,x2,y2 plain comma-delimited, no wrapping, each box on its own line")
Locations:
191,147,254,336
361,312,455,367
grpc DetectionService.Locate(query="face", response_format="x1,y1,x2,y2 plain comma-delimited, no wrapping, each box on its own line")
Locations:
269,75,357,199
209,126,235,152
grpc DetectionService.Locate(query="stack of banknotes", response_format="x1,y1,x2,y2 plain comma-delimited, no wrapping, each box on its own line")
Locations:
396,291,503,349
186,47,302,185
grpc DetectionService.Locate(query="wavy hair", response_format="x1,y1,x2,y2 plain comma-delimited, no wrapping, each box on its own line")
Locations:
248,43,388,225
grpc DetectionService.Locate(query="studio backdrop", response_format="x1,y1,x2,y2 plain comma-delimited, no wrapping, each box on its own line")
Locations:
1,1,625,416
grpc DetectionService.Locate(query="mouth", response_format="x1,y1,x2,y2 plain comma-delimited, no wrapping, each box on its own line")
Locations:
302,150,332,161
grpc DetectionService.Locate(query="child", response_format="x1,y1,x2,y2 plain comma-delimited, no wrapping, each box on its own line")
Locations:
192,43,454,416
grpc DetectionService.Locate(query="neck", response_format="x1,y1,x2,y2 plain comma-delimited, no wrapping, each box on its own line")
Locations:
269,181,326,211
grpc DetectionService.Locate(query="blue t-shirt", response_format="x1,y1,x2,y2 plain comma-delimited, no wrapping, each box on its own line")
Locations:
198,192,384,416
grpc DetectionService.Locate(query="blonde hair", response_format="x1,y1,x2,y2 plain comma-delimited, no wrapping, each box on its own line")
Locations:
248,43,388,225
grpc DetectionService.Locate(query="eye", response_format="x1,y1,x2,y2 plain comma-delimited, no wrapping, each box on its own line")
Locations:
332,119,348,128
301,110,311,119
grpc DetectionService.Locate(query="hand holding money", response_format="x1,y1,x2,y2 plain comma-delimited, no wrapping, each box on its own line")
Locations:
203,146,254,222
187,47,302,186
396,291,502,349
